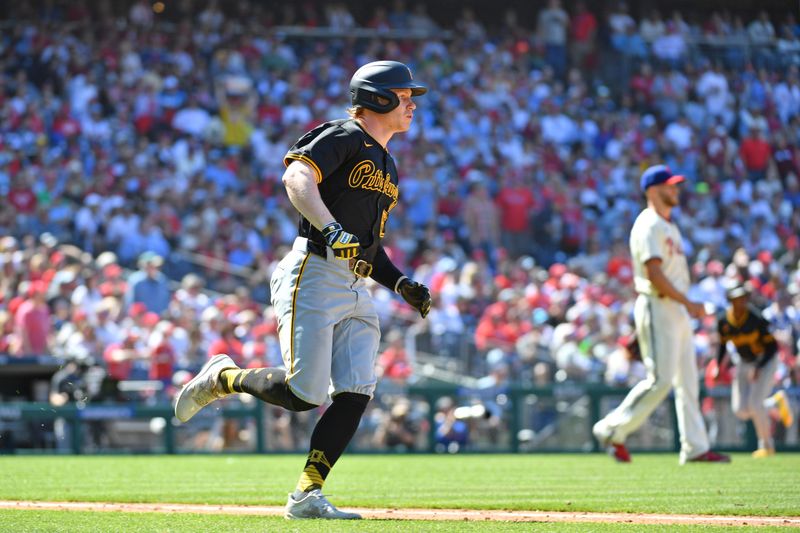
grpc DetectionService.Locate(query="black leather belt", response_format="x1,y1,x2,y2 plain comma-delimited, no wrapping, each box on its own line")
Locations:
306,239,328,258
306,240,373,278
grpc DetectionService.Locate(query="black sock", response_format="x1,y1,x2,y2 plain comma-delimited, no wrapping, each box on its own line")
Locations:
296,393,369,492
219,368,315,411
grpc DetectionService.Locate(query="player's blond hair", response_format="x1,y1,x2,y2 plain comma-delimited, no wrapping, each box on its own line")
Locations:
346,106,365,118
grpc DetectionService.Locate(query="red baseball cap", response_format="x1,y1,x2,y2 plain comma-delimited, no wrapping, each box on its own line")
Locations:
129,302,147,317
27,280,48,297
103,264,123,278
142,312,160,327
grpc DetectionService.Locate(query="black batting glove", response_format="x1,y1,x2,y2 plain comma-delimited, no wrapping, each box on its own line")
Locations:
321,222,361,259
397,277,432,318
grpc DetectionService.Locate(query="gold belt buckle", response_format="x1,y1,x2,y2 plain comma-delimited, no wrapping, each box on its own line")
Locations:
352,259,372,278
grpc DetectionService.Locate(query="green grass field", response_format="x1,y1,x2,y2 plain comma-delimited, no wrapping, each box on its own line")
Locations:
4,510,790,533
1,453,798,531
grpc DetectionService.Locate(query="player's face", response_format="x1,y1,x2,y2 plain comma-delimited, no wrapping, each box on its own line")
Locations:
658,183,681,207
386,89,415,132
731,295,748,314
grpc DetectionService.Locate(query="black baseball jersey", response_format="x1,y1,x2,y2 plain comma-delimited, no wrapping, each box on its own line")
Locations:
716,304,778,369
283,118,403,290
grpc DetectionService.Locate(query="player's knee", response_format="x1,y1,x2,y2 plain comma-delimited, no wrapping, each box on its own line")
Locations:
287,390,318,412
332,392,370,415
747,400,764,417
649,379,672,399
733,406,751,420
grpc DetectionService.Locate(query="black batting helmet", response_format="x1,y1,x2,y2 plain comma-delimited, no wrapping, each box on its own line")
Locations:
349,60,427,114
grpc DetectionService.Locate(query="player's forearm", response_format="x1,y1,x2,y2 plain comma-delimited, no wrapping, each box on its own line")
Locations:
647,267,691,306
716,339,727,365
282,163,336,230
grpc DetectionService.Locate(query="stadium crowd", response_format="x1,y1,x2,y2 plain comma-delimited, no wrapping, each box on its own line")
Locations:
1,0,799,450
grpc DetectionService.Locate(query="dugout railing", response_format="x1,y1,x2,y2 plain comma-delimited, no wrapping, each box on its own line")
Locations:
405,383,800,454
0,384,797,455
0,401,265,455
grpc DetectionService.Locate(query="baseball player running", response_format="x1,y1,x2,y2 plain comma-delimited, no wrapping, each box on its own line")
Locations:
715,283,793,458
175,60,432,519
593,165,730,464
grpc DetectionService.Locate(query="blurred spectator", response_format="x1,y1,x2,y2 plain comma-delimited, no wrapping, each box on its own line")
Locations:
172,94,212,137
49,351,110,449
13,280,52,356
607,2,636,38
664,115,694,151
640,9,666,44
604,335,646,387
739,124,772,182
378,329,413,384
475,305,517,353
696,62,732,125
102,333,144,393
207,318,244,366
495,175,536,259
215,75,256,148
748,11,776,68
537,0,569,78
462,182,500,270
652,23,687,67
0,310,14,353
433,396,470,453
126,252,172,314
570,1,597,71
372,399,419,451
173,273,210,316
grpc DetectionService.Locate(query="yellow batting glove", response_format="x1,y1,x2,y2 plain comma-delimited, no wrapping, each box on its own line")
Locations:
321,222,361,259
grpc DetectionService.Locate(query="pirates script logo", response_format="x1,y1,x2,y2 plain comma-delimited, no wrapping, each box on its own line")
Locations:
348,160,399,209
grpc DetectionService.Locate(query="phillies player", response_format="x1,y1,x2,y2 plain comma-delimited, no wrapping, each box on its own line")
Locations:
593,165,730,464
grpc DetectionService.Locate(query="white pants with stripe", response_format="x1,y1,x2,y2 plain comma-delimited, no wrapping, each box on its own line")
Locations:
269,238,380,406
597,294,710,463
732,356,778,450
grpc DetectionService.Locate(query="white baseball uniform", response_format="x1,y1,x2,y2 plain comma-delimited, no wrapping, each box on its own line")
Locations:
595,207,710,463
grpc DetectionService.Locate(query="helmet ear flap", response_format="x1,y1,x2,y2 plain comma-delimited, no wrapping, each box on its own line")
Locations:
351,86,399,113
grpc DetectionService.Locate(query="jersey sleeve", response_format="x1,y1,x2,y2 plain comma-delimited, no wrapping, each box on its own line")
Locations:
370,245,404,292
716,316,728,364
283,123,359,183
755,314,775,343
755,313,779,368
638,220,664,264
716,315,726,339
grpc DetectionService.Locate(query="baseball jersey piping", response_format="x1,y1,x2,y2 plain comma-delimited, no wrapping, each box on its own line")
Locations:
284,153,323,184
623,298,659,415
290,253,312,373
646,299,657,377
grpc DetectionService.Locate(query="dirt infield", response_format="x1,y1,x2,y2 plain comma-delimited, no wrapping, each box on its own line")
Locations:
1,501,799,527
